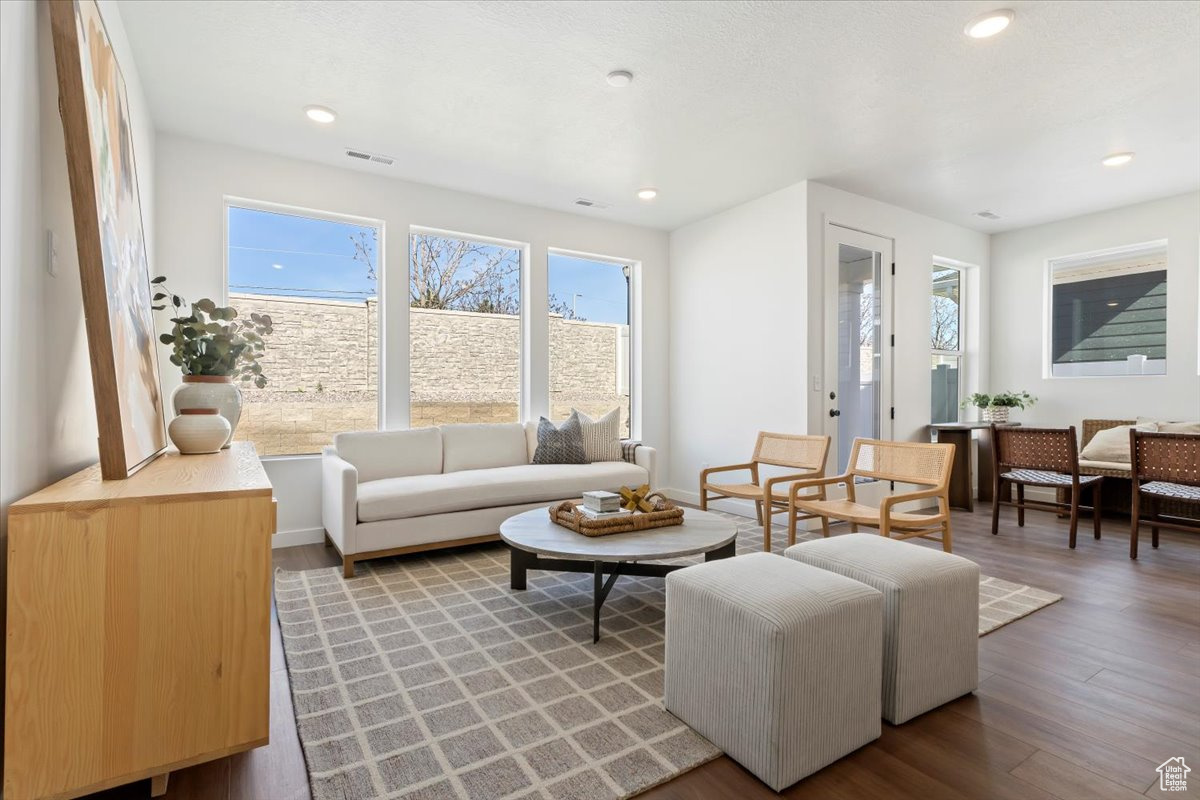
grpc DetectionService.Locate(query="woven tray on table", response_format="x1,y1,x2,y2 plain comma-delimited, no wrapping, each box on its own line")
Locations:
550,493,684,537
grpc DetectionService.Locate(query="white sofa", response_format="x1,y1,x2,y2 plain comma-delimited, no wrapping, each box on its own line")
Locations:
322,422,656,576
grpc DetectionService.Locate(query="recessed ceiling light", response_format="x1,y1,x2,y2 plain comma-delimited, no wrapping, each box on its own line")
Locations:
637,188,657,200
1106,301,1119,307
964,9,1014,38
606,70,633,88
304,105,337,124
1101,152,1135,167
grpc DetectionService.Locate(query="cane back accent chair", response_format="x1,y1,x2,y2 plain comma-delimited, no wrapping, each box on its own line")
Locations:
788,438,956,552
990,425,1102,548
700,432,830,551
1130,430,1200,559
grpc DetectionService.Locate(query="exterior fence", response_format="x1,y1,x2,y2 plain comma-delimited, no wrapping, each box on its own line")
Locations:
230,294,629,455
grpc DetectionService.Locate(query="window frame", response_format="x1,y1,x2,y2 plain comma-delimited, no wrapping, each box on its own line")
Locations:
1043,239,1169,380
408,225,532,425
930,261,964,424
222,196,386,459
546,247,641,439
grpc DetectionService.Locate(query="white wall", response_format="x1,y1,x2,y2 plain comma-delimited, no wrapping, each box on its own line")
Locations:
0,0,154,750
154,134,671,544
805,183,991,446
667,182,809,505
990,192,1200,426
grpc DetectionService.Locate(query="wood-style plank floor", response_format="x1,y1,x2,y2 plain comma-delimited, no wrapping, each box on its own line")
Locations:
82,507,1200,800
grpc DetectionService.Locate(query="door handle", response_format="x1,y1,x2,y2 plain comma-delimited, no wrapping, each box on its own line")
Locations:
829,409,841,418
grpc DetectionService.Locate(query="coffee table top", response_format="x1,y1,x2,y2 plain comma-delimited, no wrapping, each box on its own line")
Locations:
500,506,738,562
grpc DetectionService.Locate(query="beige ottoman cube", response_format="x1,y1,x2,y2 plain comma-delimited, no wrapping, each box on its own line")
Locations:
664,552,882,791
785,533,979,724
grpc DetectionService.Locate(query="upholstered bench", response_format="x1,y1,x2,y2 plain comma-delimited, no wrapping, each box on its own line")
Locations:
785,534,979,724
664,552,882,791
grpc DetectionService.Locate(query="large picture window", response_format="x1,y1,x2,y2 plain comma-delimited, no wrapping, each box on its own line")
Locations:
409,230,523,426
226,202,381,456
1049,241,1167,377
930,265,962,424
548,252,633,436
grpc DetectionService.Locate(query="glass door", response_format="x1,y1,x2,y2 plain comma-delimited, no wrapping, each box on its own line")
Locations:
824,224,893,503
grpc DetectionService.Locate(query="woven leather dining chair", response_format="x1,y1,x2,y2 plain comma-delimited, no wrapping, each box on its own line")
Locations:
700,432,830,552
1130,430,1200,559
990,425,1102,548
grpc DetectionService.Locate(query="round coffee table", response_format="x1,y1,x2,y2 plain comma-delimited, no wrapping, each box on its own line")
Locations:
500,506,738,642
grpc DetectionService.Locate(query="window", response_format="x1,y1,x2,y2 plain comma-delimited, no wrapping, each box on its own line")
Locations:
930,265,962,423
1049,241,1167,377
548,252,633,437
226,202,381,456
409,230,523,426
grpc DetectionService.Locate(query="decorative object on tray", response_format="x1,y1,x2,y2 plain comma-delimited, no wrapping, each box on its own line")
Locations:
167,408,232,455
49,0,169,480
582,490,621,513
151,276,273,447
963,390,1037,423
550,491,684,536
620,483,655,511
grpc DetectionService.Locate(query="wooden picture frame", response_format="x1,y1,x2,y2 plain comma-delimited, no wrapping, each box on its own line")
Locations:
50,0,167,479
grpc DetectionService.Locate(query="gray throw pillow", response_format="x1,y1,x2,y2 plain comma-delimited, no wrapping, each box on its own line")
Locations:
533,414,587,464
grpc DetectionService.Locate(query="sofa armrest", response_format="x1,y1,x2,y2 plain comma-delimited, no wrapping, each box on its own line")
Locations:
635,445,658,489
322,446,359,556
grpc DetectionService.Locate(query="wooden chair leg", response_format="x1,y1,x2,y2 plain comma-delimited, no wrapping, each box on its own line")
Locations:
942,518,953,553
787,506,797,547
762,511,772,553
1149,495,1159,548
699,486,708,511
1068,490,1079,549
1016,483,1025,527
1152,522,1160,549
1092,482,1102,540
1130,485,1141,559
820,515,830,538
991,480,1002,536
754,500,763,525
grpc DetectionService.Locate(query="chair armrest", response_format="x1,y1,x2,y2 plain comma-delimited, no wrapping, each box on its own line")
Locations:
788,473,853,499
763,471,824,494
635,445,658,488
700,462,756,484
322,446,359,555
881,486,944,518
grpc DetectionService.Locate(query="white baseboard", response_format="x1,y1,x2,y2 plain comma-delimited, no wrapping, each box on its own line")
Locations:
272,526,325,549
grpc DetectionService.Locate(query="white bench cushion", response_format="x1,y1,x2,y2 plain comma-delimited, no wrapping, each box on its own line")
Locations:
441,423,528,472
334,427,442,483
357,461,648,522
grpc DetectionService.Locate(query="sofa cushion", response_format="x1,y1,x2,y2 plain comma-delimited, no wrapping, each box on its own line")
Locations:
357,461,649,522
524,421,539,463
533,415,587,464
1080,423,1156,463
441,423,529,472
335,428,442,483
575,407,622,462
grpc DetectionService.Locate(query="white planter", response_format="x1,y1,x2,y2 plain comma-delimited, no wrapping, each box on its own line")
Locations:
984,406,1011,424
172,375,242,448
168,409,232,455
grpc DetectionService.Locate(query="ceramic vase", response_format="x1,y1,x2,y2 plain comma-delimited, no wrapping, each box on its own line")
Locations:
986,406,1011,424
168,409,232,455
172,375,242,448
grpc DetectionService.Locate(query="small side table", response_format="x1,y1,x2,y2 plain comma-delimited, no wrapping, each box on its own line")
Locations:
929,422,1020,512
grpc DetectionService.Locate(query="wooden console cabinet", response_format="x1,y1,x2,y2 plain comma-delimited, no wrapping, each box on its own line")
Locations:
4,443,274,800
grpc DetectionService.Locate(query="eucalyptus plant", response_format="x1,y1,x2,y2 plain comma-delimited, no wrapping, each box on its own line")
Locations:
961,391,1037,410
150,276,273,388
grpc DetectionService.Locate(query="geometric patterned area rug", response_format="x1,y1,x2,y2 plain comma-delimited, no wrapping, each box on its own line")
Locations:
276,512,1060,799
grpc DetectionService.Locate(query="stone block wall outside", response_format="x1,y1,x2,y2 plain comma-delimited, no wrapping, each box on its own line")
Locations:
230,294,629,455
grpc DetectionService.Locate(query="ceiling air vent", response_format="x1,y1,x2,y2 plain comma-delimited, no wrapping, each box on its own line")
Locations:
345,148,394,166
974,210,1001,220
574,198,610,209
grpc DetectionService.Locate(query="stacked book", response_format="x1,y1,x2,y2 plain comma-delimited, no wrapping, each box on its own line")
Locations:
579,491,631,520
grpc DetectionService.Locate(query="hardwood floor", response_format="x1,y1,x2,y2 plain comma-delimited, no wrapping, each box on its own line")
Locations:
81,507,1199,800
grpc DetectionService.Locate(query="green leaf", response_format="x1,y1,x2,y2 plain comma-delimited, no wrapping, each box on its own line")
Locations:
151,305,165,311
159,333,175,345
150,276,167,284
172,296,182,308
152,292,167,301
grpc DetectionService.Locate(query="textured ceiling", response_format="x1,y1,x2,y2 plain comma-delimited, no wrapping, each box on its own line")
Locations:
118,0,1200,231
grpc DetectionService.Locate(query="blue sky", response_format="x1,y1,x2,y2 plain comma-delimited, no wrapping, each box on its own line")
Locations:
229,206,629,324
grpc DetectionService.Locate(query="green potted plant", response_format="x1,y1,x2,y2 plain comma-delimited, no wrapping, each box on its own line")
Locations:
962,391,1036,423
151,276,273,447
